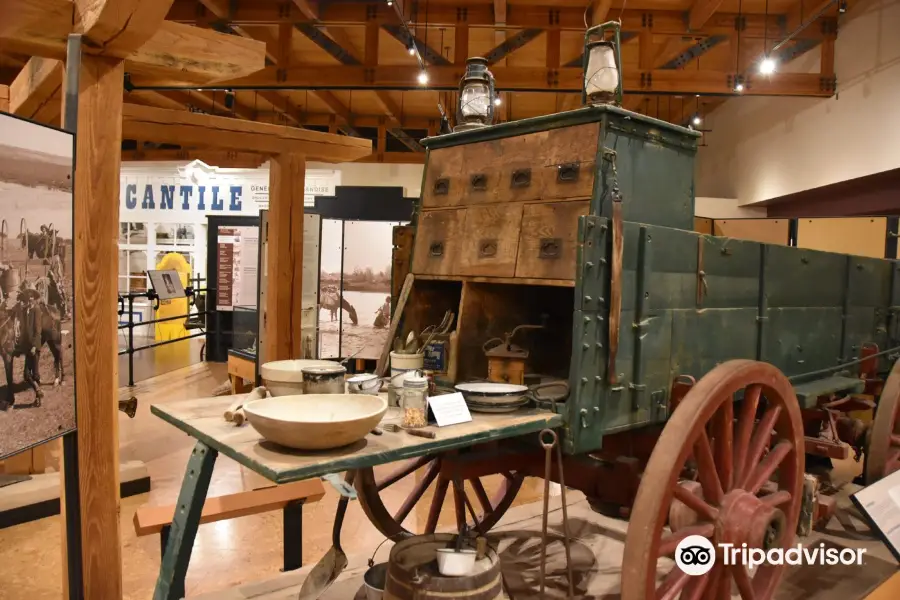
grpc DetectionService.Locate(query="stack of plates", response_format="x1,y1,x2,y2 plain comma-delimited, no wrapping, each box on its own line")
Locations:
454,383,530,414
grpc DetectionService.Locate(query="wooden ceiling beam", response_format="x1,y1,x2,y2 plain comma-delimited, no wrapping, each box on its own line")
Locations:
590,0,613,25
381,25,452,66
122,148,268,168
688,0,727,32
660,35,729,69
193,65,834,97
170,4,807,39
484,28,543,65
125,89,189,111
122,104,371,161
75,0,174,55
9,56,63,118
0,0,266,84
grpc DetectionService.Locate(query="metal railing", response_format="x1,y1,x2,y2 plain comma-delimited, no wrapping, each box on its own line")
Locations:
117,279,218,387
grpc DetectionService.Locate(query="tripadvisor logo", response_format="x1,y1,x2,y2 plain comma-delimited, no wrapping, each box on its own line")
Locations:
675,535,866,576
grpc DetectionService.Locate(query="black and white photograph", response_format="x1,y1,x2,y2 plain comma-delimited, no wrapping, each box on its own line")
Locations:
318,220,395,359
0,112,75,459
149,268,186,300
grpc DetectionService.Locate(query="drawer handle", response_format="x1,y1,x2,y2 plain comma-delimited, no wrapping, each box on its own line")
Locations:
429,241,444,257
470,173,488,191
557,162,581,183
539,238,562,259
511,168,531,188
478,239,498,258
433,178,450,196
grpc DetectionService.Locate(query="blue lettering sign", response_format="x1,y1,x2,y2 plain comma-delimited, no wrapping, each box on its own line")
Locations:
141,184,155,209
229,186,242,211
179,185,192,210
160,185,175,210
211,186,223,211
197,186,206,210
125,184,137,209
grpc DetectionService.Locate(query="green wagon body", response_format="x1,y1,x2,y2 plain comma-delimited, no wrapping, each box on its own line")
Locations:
419,105,898,455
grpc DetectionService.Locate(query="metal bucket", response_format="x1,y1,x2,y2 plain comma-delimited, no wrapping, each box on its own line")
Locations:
363,562,388,600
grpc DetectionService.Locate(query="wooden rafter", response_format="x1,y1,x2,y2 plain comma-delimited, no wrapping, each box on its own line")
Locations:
660,35,729,69
193,65,834,97
484,29,543,65
9,56,62,118
688,0,727,32
122,148,268,168
1,0,266,84
381,25,452,66
121,104,371,161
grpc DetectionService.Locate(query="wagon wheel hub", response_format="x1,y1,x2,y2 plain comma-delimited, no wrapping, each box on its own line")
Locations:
716,490,786,552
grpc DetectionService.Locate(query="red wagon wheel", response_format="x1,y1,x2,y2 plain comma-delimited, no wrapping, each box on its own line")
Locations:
623,360,805,600
356,451,524,540
865,358,900,484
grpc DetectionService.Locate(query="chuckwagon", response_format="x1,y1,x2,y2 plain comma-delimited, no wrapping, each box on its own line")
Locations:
151,83,900,600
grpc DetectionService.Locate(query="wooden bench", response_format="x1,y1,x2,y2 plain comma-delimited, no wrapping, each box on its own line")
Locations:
133,478,326,590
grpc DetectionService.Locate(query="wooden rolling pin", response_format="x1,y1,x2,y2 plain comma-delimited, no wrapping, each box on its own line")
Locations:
233,407,246,426
224,386,268,422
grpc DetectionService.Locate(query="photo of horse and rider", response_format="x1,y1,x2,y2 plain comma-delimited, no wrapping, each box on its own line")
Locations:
0,112,75,459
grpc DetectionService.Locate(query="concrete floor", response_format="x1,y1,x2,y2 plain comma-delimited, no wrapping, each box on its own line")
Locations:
0,362,897,599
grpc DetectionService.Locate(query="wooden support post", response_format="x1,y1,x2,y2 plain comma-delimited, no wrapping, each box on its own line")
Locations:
265,153,307,361
365,21,379,66
69,53,125,600
277,23,293,67
820,34,835,77
377,119,386,162
639,31,654,70
0,85,8,110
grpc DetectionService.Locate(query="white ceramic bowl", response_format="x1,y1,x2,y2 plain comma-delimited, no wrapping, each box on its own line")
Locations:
348,373,382,394
260,359,340,396
243,394,387,450
435,548,477,577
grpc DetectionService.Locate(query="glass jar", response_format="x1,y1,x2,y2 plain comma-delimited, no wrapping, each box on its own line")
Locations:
401,373,428,429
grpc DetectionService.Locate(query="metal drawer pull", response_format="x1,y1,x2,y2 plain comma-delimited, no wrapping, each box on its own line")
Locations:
470,173,488,191
433,178,450,195
557,162,580,183
429,241,444,257
538,238,562,259
511,168,531,188
478,239,498,258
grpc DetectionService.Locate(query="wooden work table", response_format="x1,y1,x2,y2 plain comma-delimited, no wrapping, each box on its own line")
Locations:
149,394,562,599
151,395,562,484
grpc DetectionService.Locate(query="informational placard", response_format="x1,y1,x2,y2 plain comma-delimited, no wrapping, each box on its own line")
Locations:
851,469,900,563
0,111,76,459
216,225,259,311
427,393,472,427
148,269,185,300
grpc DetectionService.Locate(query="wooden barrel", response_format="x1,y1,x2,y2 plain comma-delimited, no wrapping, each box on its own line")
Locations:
384,534,503,600
0,267,20,296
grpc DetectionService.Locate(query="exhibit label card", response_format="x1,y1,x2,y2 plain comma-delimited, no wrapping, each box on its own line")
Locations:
427,393,472,427
851,468,900,563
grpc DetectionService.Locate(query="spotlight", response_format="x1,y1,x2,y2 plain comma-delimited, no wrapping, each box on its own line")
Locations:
408,45,416,56
417,71,429,85
692,114,702,126
734,82,745,92
494,96,502,106
387,0,393,5
759,57,776,75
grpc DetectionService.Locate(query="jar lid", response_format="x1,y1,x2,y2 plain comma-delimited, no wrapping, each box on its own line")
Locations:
403,374,428,387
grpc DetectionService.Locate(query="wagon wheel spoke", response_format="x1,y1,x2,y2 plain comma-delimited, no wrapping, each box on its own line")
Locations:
740,405,783,489
866,359,900,483
657,567,691,600
694,430,724,505
744,440,792,495
469,477,493,514
659,523,715,557
452,479,467,532
680,570,711,600
732,564,756,600
672,482,719,522
393,459,440,523
734,385,762,486
425,476,450,534
701,563,727,600
713,399,734,492
377,455,433,491
760,490,792,507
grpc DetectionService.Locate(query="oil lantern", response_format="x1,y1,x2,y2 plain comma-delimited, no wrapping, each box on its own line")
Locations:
582,21,623,106
454,57,496,132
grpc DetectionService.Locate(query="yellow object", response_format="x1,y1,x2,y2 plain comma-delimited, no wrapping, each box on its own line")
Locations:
154,253,191,342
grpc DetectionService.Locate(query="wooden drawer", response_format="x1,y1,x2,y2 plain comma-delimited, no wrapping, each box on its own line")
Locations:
457,140,503,205
540,123,599,201
515,201,590,280
422,147,464,208
495,133,547,204
411,209,467,275
458,204,524,277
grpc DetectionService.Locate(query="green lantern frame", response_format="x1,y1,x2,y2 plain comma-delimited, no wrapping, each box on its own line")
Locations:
581,21,624,106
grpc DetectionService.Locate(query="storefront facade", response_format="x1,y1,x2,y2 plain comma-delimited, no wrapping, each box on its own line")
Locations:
118,160,340,294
